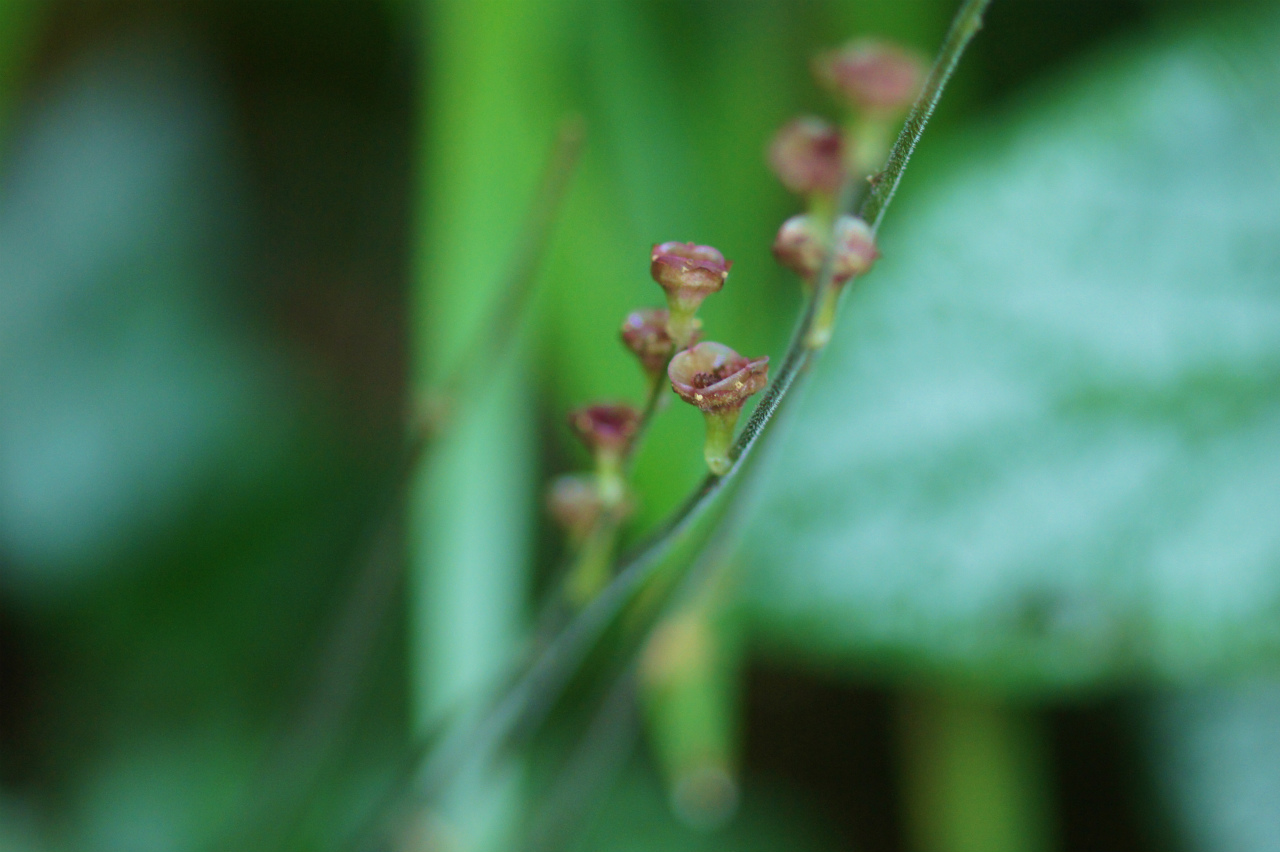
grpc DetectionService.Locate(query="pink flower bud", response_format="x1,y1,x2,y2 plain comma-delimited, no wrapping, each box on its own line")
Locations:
568,403,641,458
620,308,689,378
668,342,769,476
772,214,879,286
650,242,731,348
771,215,826,284
650,242,731,299
668,342,769,414
813,38,927,116
768,117,846,197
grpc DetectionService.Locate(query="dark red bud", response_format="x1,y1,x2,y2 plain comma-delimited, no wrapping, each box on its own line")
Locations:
621,308,685,376
569,403,641,457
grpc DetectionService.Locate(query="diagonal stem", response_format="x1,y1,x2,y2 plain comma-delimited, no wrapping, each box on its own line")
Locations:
860,0,990,232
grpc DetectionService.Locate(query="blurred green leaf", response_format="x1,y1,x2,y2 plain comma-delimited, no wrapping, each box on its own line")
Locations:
71,721,257,852
0,39,299,591
569,761,838,852
742,8,1280,691
1147,679,1280,852
409,1,579,849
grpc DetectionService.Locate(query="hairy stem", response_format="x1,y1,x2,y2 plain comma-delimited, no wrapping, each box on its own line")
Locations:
861,0,991,231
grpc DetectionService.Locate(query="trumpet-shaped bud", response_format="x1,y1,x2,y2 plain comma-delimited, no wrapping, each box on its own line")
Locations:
546,473,604,546
812,38,927,117
650,242,731,349
772,214,879,287
668,342,768,476
768,117,846,199
621,308,693,380
569,403,640,506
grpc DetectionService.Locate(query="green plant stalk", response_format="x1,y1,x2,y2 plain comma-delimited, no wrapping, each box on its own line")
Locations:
700,409,739,477
406,0,992,811
409,0,573,849
640,567,744,830
561,353,671,607
564,512,620,608
898,692,1054,852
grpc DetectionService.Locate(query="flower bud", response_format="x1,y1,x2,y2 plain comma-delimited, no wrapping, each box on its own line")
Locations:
546,473,603,545
569,403,640,506
650,242,731,348
620,308,693,380
772,214,879,287
771,215,826,285
812,38,927,117
668,342,768,476
767,117,846,199
569,403,640,459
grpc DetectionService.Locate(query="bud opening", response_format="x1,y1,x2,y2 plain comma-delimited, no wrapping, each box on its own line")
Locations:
650,242,732,349
668,342,769,475
569,403,641,506
621,308,692,380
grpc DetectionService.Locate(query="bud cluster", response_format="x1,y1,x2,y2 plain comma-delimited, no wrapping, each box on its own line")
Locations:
767,40,923,210
759,37,917,348
548,35,919,598
550,238,770,557
772,213,879,288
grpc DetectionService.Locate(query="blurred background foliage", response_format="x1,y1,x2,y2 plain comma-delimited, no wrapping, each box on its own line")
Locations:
0,1,1278,851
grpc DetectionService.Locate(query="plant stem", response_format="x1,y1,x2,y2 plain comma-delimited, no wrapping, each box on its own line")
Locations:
421,116,585,435
408,1,578,849
561,354,671,605
626,366,672,474
860,0,991,232
898,692,1054,852
616,0,993,575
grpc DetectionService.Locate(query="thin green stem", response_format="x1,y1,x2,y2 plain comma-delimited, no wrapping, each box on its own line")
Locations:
860,0,991,232
626,363,672,475
420,116,586,435
898,692,1053,852
229,114,587,851
561,352,671,605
